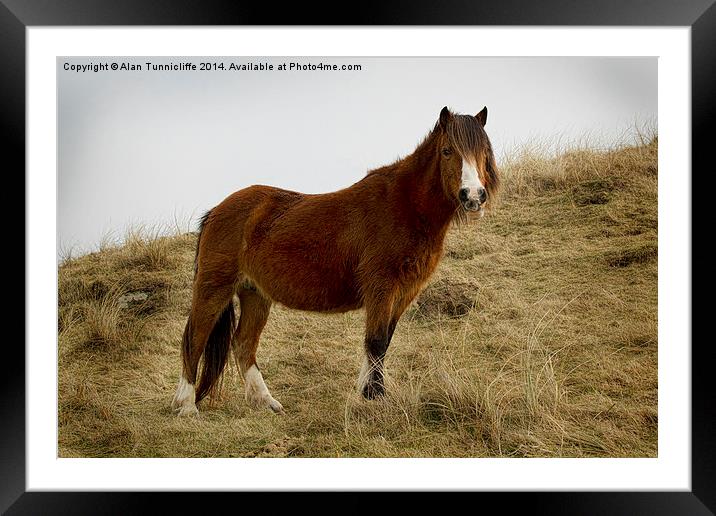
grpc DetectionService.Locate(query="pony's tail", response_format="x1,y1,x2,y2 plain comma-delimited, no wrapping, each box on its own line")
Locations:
180,207,236,404
193,209,213,277
193,300,236,403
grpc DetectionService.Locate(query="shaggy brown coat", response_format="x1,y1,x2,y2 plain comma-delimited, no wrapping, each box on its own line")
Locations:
181,106,499,404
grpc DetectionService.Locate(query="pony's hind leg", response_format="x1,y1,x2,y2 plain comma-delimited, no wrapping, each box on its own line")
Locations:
231,286,283,413
172,266,238,417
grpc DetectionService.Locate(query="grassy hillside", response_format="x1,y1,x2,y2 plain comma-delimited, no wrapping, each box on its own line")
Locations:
58,136,658,458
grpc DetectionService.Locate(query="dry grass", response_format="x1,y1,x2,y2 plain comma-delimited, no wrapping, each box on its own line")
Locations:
58,134,658,458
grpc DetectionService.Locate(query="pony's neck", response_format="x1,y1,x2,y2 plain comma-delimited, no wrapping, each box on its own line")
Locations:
398,129,458,238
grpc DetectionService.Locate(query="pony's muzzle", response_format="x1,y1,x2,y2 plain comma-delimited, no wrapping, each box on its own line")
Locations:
459,187,487,211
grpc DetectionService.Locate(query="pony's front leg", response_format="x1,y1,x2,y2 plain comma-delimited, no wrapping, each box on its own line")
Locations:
358,323,395,399
358,289,418,399
358,292,401,399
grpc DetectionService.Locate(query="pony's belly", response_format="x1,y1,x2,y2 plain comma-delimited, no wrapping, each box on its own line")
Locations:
263,282,363,313
275,295,363,314
243,210,363,312
247,267,363,313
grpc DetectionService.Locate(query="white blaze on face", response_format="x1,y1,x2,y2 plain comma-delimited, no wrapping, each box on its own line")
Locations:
461,156,485,199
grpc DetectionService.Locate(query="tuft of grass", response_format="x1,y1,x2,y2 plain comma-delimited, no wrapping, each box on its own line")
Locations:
58,132,658,458
123,226,175,270
499,132,657,199
81,288,132,351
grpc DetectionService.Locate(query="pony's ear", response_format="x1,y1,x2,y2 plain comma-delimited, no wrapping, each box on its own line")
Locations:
476,106,488,126
439,106,452,130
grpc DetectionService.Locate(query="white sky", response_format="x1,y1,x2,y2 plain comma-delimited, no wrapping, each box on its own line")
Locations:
58,56,656,257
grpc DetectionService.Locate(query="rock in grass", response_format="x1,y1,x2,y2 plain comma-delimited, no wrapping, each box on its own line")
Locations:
117,291,149,309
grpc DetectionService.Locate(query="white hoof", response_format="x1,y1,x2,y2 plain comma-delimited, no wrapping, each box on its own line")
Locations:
246,392,284,414
177,404,199,417
172,376,198,416
266,396,285,414
244,365,284,414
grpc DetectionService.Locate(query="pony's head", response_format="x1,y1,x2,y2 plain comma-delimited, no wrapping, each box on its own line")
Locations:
435,106,499,214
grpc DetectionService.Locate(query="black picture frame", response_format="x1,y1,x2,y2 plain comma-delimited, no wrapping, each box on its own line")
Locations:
3,1,712,513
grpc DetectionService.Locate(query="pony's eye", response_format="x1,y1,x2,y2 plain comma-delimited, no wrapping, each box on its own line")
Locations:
442,148,453,157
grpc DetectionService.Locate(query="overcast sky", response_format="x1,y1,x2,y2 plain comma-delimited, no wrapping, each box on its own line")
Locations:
58,56,656,257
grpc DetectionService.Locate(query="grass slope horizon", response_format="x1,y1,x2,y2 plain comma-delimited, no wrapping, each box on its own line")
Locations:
58,135,658,458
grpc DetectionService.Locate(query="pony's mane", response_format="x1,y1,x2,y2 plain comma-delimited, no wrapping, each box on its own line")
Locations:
365,110,500,208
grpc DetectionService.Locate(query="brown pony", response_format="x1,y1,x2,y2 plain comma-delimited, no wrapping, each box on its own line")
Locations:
171,106,499,416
